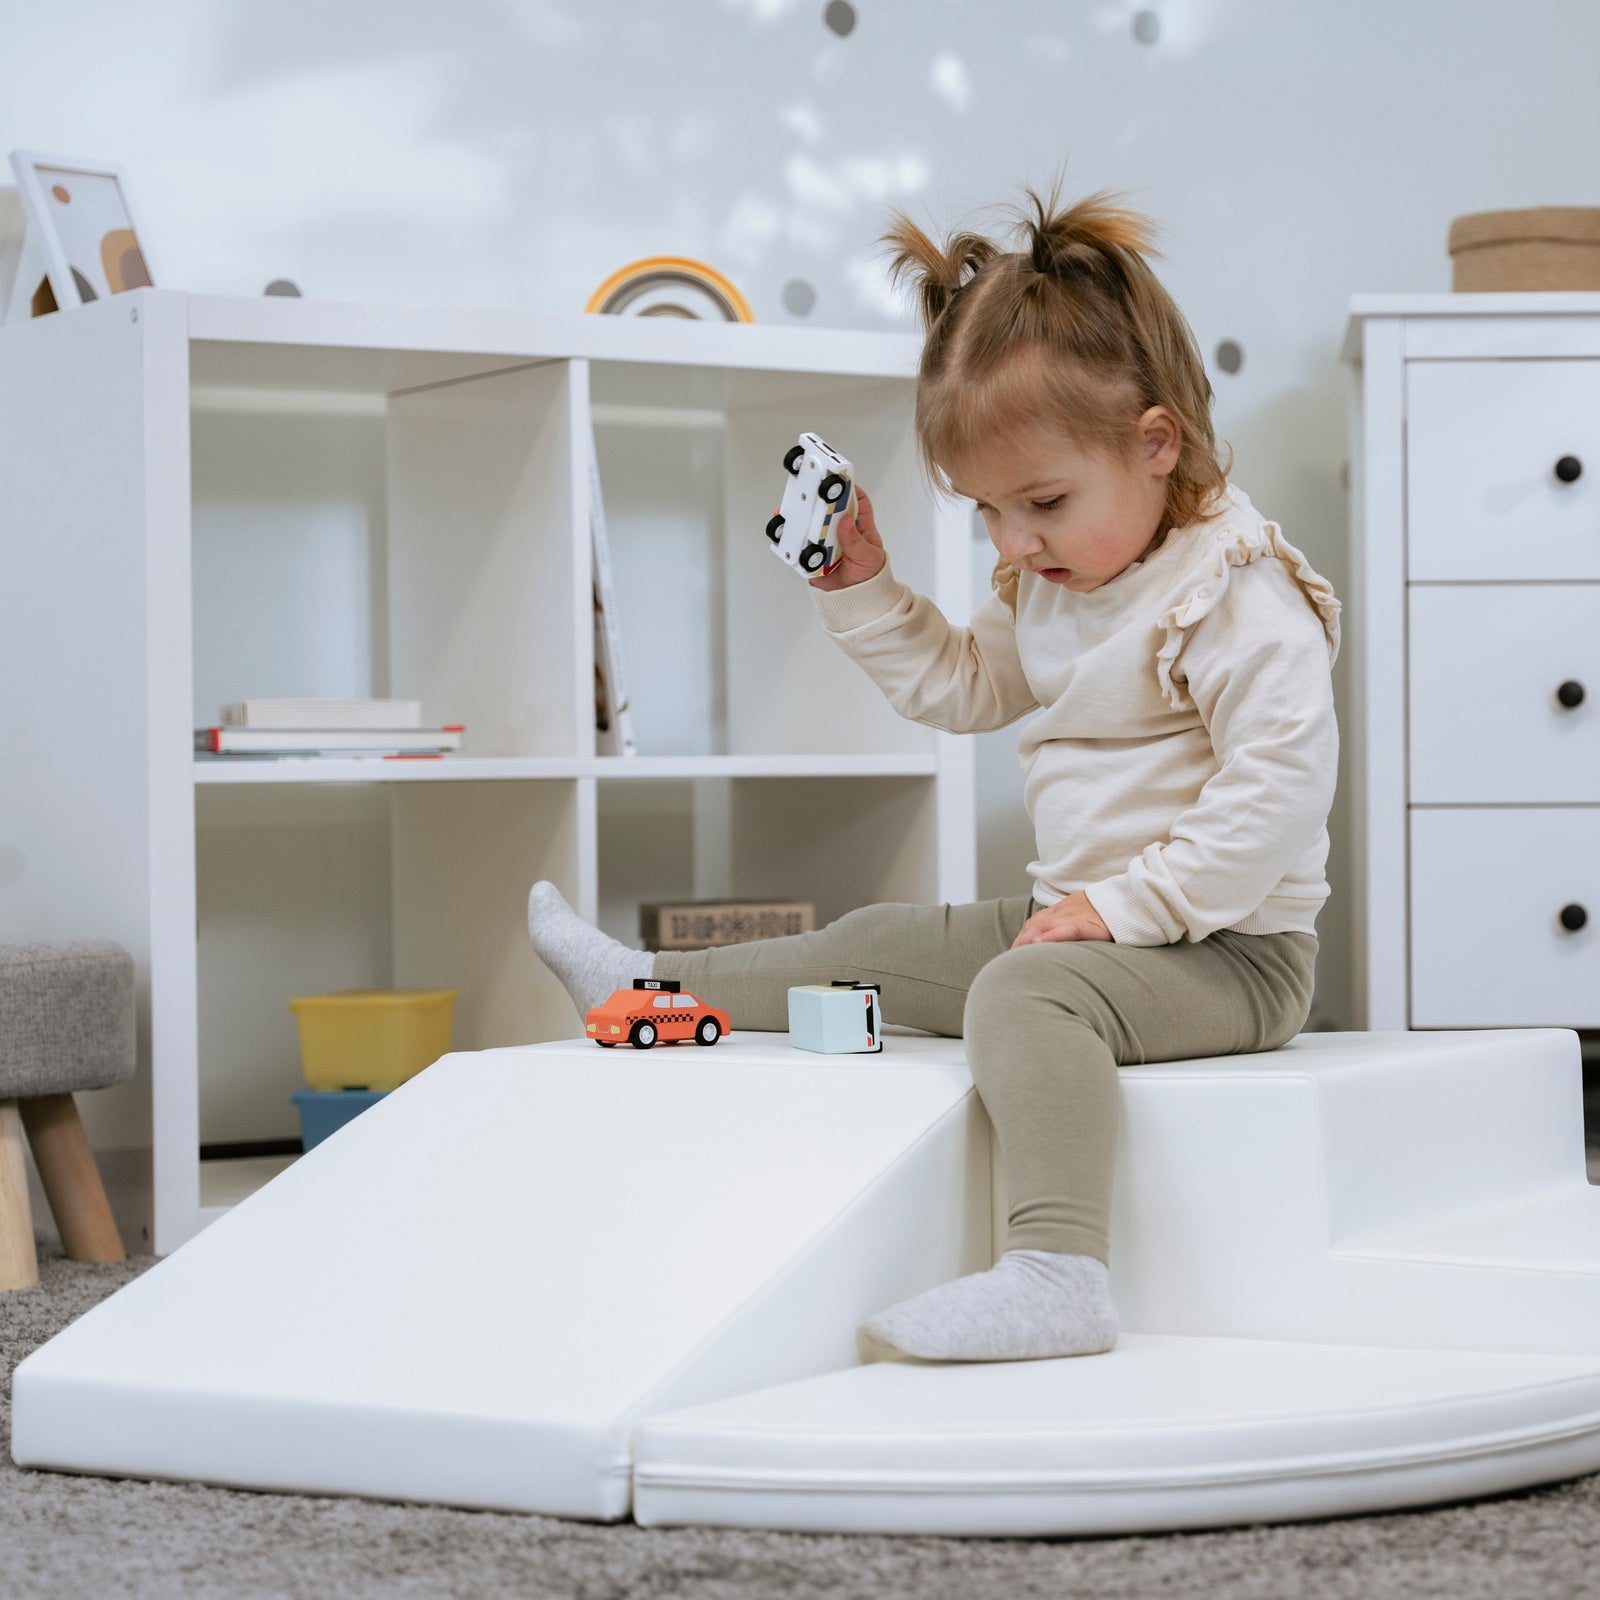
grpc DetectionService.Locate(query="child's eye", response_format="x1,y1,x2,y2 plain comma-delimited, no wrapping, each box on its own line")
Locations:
1032,495,1065,511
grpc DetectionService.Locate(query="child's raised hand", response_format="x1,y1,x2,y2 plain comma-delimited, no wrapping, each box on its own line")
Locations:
1011,892,1114,947
809,487,887,592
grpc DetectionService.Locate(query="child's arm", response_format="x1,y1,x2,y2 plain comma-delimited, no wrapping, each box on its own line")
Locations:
807,489,1039,734
1082,557,1339,945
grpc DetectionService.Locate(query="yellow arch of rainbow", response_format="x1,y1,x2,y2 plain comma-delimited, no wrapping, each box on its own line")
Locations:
585,255,755,322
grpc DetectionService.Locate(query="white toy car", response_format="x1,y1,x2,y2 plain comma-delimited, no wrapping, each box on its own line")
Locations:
765,432,857,578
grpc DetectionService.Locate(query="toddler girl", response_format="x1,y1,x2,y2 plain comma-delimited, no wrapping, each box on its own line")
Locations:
528,184,1339,1365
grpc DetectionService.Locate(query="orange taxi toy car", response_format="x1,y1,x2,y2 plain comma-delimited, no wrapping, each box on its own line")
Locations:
586,978,731,1049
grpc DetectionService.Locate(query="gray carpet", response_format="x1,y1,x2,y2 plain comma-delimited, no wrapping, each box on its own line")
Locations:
5,1255,1600,1599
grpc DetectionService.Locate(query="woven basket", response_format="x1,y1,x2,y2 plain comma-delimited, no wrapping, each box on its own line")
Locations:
1448,207,1600,291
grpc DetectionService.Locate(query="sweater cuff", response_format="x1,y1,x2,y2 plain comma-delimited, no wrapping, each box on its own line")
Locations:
1081,878,1178,946
809,562,906,634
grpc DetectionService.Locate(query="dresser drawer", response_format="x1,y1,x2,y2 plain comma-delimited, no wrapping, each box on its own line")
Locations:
1409,585,1600,802
1408,360,1600,580
1410,808,1600,1026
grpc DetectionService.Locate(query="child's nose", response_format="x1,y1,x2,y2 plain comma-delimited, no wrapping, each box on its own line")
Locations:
994,517,1045,561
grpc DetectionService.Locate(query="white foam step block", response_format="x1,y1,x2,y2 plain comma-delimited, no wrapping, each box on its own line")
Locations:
1100,1029,1600,1354
633,1333,1600,1537
11,1038,990,1518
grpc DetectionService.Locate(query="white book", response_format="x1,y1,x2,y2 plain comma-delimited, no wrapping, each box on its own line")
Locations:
589,421,637,757
220,699,423,730
198,725,463,755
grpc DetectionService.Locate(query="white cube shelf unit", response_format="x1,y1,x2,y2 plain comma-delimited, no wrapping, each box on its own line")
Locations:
0,290,976,1252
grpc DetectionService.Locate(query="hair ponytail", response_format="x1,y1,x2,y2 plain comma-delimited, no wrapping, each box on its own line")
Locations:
1022,185,1160,282
880,213,998,338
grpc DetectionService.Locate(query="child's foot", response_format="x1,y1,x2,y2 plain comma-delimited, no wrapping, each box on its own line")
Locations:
857,1250,1118,1363
527,881,653,1016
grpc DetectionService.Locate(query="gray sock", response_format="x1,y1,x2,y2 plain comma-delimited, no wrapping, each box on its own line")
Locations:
527,881,653,1017
858,1250,1119,1363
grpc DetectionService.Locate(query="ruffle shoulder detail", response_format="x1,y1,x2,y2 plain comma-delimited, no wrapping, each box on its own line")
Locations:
991,559,1021,618
1155,517,1341,710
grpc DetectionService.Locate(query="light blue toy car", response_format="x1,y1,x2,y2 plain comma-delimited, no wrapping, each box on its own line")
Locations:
787,980,883,1054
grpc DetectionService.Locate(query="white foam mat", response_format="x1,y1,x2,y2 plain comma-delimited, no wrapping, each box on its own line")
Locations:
634,1333,1600,1536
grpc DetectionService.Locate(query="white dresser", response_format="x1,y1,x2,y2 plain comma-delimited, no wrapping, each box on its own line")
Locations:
1346,295,1600,1030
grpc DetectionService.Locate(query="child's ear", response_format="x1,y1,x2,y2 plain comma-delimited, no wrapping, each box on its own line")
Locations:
1138,406,1182,475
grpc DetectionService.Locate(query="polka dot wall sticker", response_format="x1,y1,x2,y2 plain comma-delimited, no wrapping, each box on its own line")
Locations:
264,280,303,297
1215,339,1244,375
824,1,857,38
1133,9,1160,44
782,279,817,317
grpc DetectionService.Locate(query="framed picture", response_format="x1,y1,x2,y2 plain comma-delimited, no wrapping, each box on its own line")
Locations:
7,149,154,315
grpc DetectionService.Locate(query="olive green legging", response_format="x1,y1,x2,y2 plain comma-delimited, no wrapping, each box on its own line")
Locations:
654,895,1318,1266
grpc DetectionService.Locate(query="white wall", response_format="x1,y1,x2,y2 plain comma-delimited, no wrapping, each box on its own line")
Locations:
4,0,1598,1027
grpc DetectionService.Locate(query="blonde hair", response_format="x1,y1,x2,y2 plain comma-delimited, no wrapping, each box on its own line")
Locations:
880,177,1231,603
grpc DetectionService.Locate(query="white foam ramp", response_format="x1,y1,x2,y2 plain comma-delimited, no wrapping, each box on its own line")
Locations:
632,1028,1600,1535
11,1038,989,1518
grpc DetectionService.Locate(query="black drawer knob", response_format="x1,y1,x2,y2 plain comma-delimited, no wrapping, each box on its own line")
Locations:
1558,679,1586,709
1559,903,1588,932
1555,455,1584,483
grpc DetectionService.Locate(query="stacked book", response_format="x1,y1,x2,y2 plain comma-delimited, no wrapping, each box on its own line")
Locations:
196,699,464,758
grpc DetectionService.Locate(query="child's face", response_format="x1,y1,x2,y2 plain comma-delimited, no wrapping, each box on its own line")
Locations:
948,408,1182,593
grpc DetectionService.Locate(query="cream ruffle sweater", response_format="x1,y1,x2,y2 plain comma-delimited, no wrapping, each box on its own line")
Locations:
811,484,1341,945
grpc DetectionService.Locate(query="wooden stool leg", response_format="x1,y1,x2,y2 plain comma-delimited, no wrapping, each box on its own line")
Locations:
20,1093,124,1264
0,1100,39,1290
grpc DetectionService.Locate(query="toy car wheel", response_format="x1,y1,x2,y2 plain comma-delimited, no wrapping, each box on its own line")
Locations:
818,472,848,505
765,513,785,545
595,1040,616,1048
695,1018,721,1045
783,444,805,475
799,540,828,573
630,1020,658,1049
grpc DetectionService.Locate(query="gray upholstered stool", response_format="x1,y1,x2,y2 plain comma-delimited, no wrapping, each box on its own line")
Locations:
0,940,133,1290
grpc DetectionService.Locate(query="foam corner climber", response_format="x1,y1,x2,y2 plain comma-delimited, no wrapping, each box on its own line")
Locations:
787,982,882,1054
14,1028,1600,1537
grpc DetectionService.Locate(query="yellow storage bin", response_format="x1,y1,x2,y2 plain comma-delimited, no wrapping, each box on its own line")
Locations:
287,988,459,1091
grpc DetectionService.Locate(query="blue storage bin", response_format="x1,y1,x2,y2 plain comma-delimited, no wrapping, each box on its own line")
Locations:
292,1088,388,1151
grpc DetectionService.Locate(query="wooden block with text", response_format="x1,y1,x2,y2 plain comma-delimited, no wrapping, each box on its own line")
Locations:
640,900,817,953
